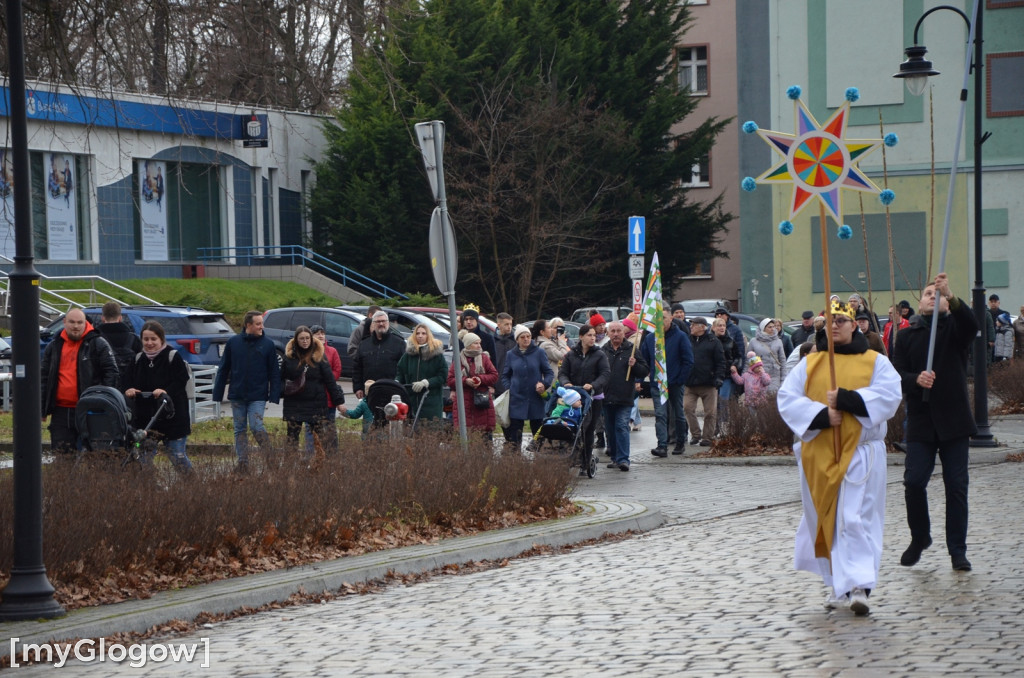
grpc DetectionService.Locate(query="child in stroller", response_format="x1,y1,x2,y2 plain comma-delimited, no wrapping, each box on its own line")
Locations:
534,386,596,478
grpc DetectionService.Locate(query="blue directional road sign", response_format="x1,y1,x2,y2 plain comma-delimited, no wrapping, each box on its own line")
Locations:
628,216,645,254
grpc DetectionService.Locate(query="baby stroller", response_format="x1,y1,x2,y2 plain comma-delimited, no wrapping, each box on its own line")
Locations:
74,386,172,468
535,386,595,478
365,379,427,437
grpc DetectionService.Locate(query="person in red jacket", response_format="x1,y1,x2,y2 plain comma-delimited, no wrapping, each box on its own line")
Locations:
310,325,342,454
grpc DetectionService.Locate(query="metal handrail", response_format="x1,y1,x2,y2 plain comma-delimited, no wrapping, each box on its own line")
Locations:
0,269,163,321
197,245,408,300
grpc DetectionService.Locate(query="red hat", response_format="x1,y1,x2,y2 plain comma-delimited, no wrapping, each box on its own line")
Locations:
589,314,606,328
622,318,638,333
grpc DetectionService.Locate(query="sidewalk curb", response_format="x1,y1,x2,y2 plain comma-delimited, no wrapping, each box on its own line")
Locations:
1,499,663,652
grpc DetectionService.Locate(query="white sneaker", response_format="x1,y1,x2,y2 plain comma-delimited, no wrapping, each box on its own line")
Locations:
823,591,847,610
849,588,870,616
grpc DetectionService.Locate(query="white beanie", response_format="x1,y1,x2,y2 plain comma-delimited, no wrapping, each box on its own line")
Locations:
513,324,532,340
758,318,774,333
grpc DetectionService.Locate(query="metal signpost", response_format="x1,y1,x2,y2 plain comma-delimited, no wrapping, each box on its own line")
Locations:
628,216,645,313
415,121,467,440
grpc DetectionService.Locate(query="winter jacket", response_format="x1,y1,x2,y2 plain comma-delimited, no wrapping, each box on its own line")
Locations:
352,330,406,394
557,343,610,397
893,296,978,443
747,330,786,388
323,344,342,407
716,329,743,375
731,368,772,406
281,338,345,423
538,336,571,376
994,325,1014,360
347,316,371,358
396,340,448,421
41,325,119,415
641,322,693,386
863,330,887,355
96,321,142,392
1015,316,1024,359
126,345,191,440
458,330,497,364
492,332,516,396
212,330,281,404
725,320,746,357
686,331,726,388
883,317,910,357
790,323,816,348
603,340,649,406
448,350,499,431
500,343,554,421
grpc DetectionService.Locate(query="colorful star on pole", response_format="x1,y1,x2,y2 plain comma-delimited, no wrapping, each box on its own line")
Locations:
754,98,883,223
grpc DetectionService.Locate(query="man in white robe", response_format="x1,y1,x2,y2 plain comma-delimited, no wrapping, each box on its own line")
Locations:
778,300,902,615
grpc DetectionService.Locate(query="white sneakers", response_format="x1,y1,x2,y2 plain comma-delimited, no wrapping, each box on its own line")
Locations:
849,588,870,616
824,588,870,615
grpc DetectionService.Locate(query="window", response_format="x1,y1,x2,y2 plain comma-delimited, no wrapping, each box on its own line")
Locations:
134,160,224,261
678,46,708,95
682,155,710,187
24,151,92,261
682,259,713,279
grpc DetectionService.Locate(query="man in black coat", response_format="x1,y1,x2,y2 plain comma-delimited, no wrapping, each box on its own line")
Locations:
96,301,142,392
353,310,406,401
602,322,649,471
790,310,816,347
684,316,726,446
892,273,978,572
41,308,120,454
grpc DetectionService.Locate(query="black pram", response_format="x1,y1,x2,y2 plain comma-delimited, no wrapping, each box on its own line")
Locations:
535,386,595,478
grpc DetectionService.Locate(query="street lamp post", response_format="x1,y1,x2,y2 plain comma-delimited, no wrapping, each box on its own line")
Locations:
894,1,995,447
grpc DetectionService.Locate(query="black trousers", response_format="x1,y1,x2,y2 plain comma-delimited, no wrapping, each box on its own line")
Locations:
48,405,79,455
903,435,970,556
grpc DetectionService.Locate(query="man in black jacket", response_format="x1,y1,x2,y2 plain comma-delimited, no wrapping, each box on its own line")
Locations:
41,308,120,454
684,317,726,447
892,273,978,572
602,322,649,471
96,301,142,392
353,311,406,434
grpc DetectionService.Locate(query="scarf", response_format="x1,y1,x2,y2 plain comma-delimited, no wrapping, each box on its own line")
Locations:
144,345,164,361
461,347,484,375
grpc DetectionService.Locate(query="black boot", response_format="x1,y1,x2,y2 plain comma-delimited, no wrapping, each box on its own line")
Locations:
595,433,605,449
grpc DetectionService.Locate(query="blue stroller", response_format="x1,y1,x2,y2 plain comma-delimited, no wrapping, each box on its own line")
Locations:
535,386,596,478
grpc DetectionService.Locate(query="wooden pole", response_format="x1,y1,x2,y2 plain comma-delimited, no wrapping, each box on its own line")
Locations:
819,201,842,464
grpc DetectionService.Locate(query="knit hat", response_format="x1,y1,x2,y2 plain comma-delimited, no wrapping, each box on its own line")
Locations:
556,387,581,406
462,332,481,347
758,318,774,333
899,299,911,310
715,307,731,317
462,308,480,320
855,310,870,321
513,324,531,340
364,380,375,392
589,314,606,328
747,352,763,368
997,313,1011,325
670,302,685,313
622,318,638,333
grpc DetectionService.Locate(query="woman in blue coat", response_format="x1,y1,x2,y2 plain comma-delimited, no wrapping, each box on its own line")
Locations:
500,324,554,448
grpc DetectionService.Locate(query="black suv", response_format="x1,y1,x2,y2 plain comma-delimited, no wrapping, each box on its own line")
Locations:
41,305,234,365
262,307,364,377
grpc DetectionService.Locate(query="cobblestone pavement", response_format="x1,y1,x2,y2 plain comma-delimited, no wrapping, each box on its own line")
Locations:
13,427,1022,677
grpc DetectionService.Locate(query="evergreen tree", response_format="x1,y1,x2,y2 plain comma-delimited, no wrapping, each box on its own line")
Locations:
310,0,732,317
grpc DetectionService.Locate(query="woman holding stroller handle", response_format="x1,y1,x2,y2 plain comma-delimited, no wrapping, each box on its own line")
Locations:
281,326,346,457
124,321,193,475
558,324,610,458
396,324,448,423
448,332,499,439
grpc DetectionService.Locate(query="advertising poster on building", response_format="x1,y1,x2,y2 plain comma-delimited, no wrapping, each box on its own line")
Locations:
139,159,168,261
46,153,78,260
0,149,15,259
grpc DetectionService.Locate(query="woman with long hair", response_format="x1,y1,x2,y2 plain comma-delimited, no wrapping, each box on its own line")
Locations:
281,325,345,457
557,323,610,466
124,321,194,475
396,323,448,423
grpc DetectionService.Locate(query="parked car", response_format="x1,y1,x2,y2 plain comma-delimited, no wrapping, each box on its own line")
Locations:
40,305,234,365
569,306,633,325
262,306,364,377
339,306,452,346
402,307,498,336
0,336,10,373
680,299,732,316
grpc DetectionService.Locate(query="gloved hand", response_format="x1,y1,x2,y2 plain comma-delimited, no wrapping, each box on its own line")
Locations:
412,379,430,393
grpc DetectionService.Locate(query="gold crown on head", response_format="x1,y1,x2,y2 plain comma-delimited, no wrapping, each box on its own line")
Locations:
830,299,855,321
463,303,480,313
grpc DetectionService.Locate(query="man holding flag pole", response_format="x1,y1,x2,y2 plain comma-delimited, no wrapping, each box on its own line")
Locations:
640,253,693,458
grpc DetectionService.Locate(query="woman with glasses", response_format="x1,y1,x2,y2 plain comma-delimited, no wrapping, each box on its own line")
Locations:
281,325,345,459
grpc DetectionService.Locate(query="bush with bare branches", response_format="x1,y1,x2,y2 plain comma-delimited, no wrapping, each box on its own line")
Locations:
0,430,574,609
989,359,1024,413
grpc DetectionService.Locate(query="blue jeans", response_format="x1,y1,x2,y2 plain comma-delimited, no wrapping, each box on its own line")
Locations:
138,436,192,474
232,400,269,463
630,395,642,427
304,409,338,455
603,404,632,465
651,382,686,448
904,436,970,556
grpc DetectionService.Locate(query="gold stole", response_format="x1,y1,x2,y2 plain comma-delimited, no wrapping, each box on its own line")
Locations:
801,351,876,559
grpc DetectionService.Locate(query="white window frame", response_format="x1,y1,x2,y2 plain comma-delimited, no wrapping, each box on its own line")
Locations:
682,155,710,188
677,45,709,96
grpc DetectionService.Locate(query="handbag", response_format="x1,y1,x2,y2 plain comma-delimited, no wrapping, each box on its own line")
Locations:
473,390,491,409
282,365,307,396
493,390,510,427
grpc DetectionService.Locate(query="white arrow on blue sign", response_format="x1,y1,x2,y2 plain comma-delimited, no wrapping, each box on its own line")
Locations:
628,216,645,255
